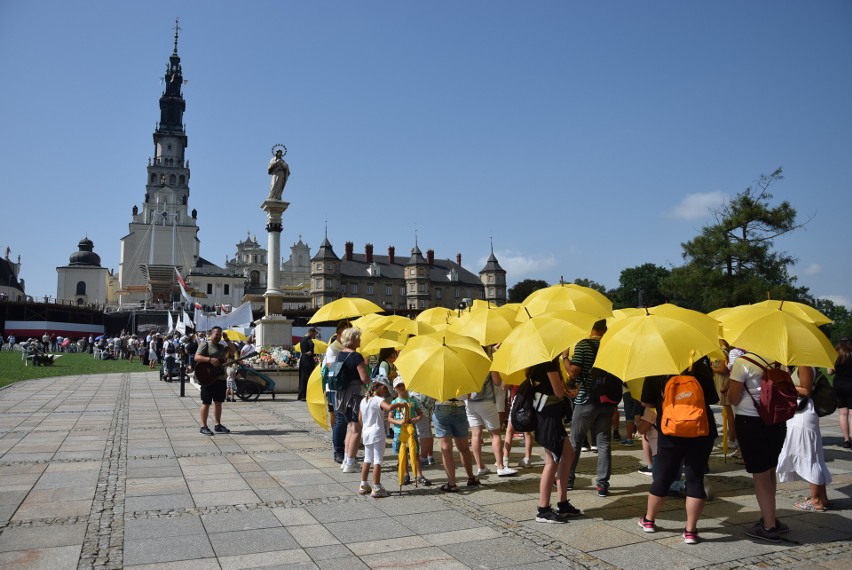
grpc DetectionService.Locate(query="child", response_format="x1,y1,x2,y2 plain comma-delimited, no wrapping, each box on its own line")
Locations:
358,379,405,498
389,377,431,486
225,342,238,402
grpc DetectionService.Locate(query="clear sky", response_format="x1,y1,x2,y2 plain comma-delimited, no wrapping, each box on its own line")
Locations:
2,1,851,307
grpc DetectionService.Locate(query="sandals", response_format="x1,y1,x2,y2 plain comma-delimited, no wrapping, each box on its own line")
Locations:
466,476,481,487
794,499,828,512
440,483,459,493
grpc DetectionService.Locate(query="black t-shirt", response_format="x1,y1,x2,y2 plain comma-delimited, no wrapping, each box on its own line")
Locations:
529,358,561,396
641,357,719,439
336,350,365,387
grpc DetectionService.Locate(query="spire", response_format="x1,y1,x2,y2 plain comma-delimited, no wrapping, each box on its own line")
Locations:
158,20,186,133
173,18,181,55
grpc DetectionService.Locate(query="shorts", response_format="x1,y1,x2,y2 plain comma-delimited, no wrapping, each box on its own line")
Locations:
226,378,237,391
494,385,507,413
622,390,642,421
200,379,226,405
735,414,786,474
363,441,385,465
835,380,852,409
414,414,433,439
432,404,469,439
465,399,501,431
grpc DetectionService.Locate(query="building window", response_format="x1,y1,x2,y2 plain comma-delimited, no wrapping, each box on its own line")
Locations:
367,284,374,295
317,263,323,271
435,288,442,299
179,175,185,185
150,173,156,184
169,174,176,185
409,283,415,293
488,274,494,283
224,284,230,295
207,284,213,294
350,283,358,294
385,285,392,296
419,284,425,293
455,287,461,298
75,281,86,295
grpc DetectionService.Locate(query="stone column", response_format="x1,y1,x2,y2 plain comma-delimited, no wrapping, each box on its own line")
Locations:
255,199,292,347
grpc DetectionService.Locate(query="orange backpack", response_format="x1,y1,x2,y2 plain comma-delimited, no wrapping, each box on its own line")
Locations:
661,375,709,438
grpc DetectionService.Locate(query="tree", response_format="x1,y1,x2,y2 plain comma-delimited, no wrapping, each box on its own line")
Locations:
813,298,852,345
614,263,671,309
571,277,608,295
508,279,549,303
661,168,809,312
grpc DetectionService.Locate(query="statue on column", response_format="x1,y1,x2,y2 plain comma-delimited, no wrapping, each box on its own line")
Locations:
267,144,290,200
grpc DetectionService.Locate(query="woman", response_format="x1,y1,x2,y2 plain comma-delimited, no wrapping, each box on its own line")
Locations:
829,339,852,448
332,328,371,473
432,397,479,493
777,365,831,511
638,360,718,544
728,351,789,543
529,357,580,523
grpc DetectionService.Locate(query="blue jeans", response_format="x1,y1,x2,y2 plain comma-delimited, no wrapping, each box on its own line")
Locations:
332,408,347,456
568,403,612,486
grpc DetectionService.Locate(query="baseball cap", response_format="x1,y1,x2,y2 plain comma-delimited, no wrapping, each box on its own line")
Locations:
393,377,406,388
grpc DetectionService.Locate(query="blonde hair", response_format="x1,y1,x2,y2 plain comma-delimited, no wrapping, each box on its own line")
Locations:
340,327,362,349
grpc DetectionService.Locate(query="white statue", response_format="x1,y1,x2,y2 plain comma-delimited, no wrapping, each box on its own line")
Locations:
267,146,290,200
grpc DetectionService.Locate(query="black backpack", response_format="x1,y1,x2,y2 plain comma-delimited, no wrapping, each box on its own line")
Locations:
578,339,623,407
509,379,537,433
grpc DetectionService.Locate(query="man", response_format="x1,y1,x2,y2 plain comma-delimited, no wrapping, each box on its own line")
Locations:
195,326,235,436
565,319,613,497
297,328,319,401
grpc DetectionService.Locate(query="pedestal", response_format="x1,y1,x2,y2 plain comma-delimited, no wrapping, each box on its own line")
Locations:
257,199,291,347
254,314,293,348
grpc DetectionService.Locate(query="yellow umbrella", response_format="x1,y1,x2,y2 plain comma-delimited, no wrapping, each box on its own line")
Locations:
361,330,407,355
350,313,387,331
416,307,457,326
395,335,492,401
223,329,248,342
520,283,613,320
490,312,595,382
311,339,329,355
594,312,721,382
717,307,837,367
396,403,421,491
749,300,832,326
305,365,329,430
623,304,721,343
448,305,516,346
308,297,384,324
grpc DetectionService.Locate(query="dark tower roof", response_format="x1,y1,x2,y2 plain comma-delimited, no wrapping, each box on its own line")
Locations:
157,19,187,135
69,237,101,267
480,251,505,273
311,236,340,262
406,245,427,266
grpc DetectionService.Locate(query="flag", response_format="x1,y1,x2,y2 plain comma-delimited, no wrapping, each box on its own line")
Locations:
167,311,174,332
175,268,193,305
182,310,194,329
220,304,231,314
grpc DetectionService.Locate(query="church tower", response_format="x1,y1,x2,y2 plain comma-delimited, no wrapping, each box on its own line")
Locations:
118,21,200,305
479,240,507,306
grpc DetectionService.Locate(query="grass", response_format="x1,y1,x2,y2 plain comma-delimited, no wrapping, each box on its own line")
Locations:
0,351,151,388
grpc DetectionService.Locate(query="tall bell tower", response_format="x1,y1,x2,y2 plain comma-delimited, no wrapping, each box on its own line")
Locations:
118,20,200,305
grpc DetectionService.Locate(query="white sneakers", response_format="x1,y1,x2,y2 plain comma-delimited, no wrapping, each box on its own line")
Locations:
497,466,518,477
342,462,359,473
476,466,491,476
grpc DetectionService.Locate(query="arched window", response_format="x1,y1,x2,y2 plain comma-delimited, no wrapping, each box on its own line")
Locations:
150,173,156,184
179,175,185,185
250,270,260,286
169,174,176,185
76,281,87,295
77,298,85,306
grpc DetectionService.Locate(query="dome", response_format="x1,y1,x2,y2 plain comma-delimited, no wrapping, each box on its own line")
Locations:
69,237,101,266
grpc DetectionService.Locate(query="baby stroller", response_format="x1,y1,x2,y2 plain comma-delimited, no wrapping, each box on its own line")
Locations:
160,353,182,382
234,364,277,401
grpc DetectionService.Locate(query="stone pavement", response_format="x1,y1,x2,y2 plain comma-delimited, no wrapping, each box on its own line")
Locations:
0,371,850,569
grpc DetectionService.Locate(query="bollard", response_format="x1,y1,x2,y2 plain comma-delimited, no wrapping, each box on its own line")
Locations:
179,362,186,397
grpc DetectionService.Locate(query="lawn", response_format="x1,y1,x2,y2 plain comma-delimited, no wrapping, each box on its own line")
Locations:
0,351,151,388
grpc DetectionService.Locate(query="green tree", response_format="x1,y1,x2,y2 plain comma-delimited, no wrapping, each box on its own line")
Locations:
661,168,809,312
814,298,852,345
508,279,549,303
571,277,608,295
615,263,671,309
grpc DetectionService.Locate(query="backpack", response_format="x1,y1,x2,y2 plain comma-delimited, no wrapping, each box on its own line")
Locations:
739,355,798,426
578,339,623,407
808,370,837,418
660,375,709,438
509,379,537,433
325,352,354,392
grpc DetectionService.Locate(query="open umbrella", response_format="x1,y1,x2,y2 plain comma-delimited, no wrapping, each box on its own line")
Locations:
448,304,516,346
415,307,457,326
716,307,837,367
395,334,491,401
520,283,613,320
305,365,329,430
223,329,248,342
594,312,721,382
360,330,407,355
490,312,596,383
748,300,832,326
308,297,384,324
615,304,721,342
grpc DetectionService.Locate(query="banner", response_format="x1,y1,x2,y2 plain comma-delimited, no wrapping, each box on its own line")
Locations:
193,301,254,332
167,311,174,332
175,267,193,305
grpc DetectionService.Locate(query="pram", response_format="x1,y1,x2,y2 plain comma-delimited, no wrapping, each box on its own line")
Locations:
160,353,182,382
234,364,277,401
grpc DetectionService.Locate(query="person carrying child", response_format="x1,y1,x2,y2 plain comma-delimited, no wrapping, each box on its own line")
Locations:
358,378,406,498
389,377,432,486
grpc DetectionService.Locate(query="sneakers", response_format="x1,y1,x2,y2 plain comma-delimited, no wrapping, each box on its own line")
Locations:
843,440,852,449
342,462,359,473
638,464,653,476
556,500,581,518
745,522,781,543
535,507,567,524
214,424,230,433
519,457,531,468
476,466,491,476
357,483,371,495
371,486,389,498
427,456,435,465
596,483,609,497
333,453,344,464
415,475,432,486
497,466,518,477
760,517,790,533
580,445,590,452
590,445,598,452
199,425,214,436
638,515,657,533
683,529,699,544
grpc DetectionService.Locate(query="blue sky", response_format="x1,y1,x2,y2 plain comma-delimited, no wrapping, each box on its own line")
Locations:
2,1,851,307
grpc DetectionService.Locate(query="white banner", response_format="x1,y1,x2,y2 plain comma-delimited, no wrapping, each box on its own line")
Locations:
193,301,254,332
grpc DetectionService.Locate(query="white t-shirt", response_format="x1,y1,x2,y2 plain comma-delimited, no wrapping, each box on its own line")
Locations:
360,396,385,445
729,353,766,417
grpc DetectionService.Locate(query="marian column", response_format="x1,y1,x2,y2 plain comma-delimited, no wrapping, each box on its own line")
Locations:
254,145,293,347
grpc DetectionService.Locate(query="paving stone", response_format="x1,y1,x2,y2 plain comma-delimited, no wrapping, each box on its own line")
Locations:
201,508,284,533
125,515,205,540
124,533,215,566
441,536,552,568
0,521,88,552
0,544,82,568
209,527,298,557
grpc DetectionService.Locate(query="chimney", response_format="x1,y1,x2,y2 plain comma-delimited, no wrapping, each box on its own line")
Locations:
388,246,395,264
456,253,462,266
345,241,354,261
365,243,374,263
426,249,435,266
